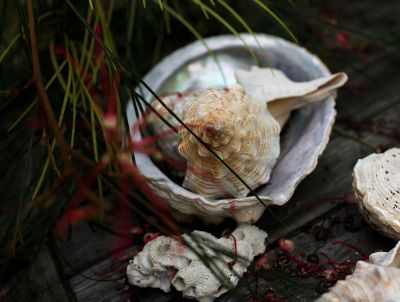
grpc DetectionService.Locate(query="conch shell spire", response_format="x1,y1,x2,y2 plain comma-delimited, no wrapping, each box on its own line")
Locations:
178,85,280,199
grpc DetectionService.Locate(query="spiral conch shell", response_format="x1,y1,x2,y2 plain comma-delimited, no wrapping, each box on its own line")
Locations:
353,148,400,240
317,242,400,302
146,67,347,200
178,85,280,198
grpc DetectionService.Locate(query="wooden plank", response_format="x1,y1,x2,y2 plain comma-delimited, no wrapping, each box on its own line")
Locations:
56,222,119,278
69,247,137,302
28,6,400,300
3,247,73,302
218,204,394,301
56,51,400,301
256,205,395,301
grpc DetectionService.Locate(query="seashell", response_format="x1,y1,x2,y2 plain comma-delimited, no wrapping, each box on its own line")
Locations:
178,85,280,198
126,224,267,302
147,67,346,160
353,148,400,240
148,69,346,199
369,241,400,267
317,242,400,302
236,66,348,127
129,34,345,223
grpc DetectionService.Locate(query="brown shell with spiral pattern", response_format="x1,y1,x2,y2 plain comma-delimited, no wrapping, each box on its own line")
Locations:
178,85,280,199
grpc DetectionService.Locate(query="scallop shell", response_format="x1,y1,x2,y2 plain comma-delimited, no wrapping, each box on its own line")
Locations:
126,224,268,302
178,85,280,199
317,242,400,302
353,148,400,240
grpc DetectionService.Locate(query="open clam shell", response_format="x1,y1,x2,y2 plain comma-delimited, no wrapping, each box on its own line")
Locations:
128,34,338,224
353,148,400,240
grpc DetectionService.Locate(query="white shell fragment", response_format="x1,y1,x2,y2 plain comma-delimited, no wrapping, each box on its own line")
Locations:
126,224,268,302
353,148,400,240
317,242,400,302
178,85,280,199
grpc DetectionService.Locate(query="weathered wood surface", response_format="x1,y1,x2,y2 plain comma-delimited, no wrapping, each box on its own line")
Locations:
5,2,400,302
9,58,397,302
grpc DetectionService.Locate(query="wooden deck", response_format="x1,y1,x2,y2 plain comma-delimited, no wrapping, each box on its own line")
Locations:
4,2,400,302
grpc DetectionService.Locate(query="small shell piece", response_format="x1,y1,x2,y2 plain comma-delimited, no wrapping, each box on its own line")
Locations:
178,85,280,199
317,242,400,302
126,224,268,302
353,148,400,240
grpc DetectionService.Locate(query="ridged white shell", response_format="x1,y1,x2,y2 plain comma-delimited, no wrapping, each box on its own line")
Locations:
178,85,280,199
317,242,400,302
126,224,267,302
353,148,400,240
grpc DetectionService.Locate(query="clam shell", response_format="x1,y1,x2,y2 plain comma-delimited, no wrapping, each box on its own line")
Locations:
178,85,280,199
353,148,400,240
317,242,400,302
128,34,339,224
